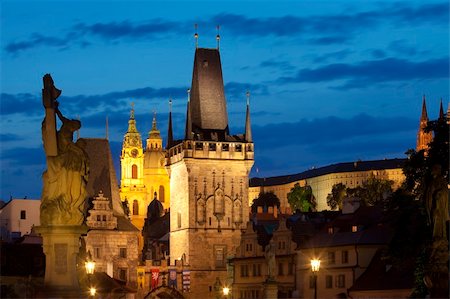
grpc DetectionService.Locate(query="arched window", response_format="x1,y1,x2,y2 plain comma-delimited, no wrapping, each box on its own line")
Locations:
159,186,165,202
132,164,138,179
133,200,139,215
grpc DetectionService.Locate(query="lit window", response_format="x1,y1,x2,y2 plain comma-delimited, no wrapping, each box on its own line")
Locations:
132,164,138,179
328,227,334,234
133,200,139,215
352,225,358,232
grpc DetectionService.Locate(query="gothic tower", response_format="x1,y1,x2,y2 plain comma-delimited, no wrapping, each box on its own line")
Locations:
167,47,254,298
416,95,433,153
120,104,148,232
143,112,170,211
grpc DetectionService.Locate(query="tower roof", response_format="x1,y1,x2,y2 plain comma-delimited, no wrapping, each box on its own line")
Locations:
189,48,229,136
420,95,429,121
123,103,142,148
148,111,161,140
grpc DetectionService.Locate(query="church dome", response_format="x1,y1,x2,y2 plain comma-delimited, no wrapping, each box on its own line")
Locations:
147,193,164,220
144,150,165,169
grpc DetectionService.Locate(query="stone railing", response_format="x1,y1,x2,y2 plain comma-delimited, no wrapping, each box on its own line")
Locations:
167,140,254,165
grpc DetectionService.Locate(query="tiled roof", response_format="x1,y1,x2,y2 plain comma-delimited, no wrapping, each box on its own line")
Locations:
250,158,406,187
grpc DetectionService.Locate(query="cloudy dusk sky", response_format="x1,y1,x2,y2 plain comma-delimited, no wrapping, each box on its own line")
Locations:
1,0,449,200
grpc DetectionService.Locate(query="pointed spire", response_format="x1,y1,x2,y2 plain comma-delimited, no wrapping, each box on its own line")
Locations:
152,110,157,130
216,25,220,50
106,116,109,140
185,89,193,140
194,23,199,49
438,98,444,120
420,95,428,121
166,98,173,149
245,90,252,142
127,102,138,133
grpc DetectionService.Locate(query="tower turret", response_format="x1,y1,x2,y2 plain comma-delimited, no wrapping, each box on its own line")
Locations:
416,95,433,153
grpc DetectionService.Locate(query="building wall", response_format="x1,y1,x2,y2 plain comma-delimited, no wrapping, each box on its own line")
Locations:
0,199,40,239
296,245,380,299
249,168,405,213
85,230,140,287
168,141,254,298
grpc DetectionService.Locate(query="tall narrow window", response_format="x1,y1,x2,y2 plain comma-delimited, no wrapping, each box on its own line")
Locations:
159,186,165,202
20,210,26,220
132,164,138,179
177,212,181,228
133,200,139,215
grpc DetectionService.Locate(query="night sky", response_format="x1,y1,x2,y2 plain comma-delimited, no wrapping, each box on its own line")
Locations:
1,0,449,200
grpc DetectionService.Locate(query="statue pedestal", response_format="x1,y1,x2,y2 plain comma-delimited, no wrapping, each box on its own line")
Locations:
35,225,88,297
263,280,278,299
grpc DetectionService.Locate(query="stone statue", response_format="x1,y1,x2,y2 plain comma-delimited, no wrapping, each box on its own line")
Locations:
424,164,449,241
40,74,89,226
264,239,276,281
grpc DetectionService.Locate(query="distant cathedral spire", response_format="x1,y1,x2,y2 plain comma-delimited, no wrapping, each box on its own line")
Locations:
128,102,138,133
245,90,252,143
416,95,432,153
438,98,444,121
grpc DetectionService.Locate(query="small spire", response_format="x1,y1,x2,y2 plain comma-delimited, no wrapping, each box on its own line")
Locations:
438,98,444,120
216,25,220,50
130,102,135,119
194,24,199,49
185,89,192,140
106,116,109,140
166,98,173,149
245,90,252,143
420,95,428,121
152,110,157,130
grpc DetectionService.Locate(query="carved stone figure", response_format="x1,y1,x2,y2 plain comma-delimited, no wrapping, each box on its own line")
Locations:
264,239,276,281
424,164,449,241
40,75,89,226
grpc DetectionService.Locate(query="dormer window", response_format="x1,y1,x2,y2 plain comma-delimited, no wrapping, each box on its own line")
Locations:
352,225,358,232
328,227,334,234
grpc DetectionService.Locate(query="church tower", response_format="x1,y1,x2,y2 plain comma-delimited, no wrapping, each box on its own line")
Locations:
416,95,433,153
120,104,148,231
167,47,254,298
143,112,170,211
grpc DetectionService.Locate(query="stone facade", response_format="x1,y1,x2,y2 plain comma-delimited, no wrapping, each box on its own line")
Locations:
85,191,140,287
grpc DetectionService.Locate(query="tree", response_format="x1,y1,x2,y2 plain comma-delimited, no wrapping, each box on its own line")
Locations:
287,183,317,212
251,192,280,214
347,176,394,208
326,183,347,210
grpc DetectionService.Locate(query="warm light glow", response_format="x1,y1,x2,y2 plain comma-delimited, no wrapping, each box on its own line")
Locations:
311,259,320,272
85,261,96,275
223,287,230,296
89,287,96,296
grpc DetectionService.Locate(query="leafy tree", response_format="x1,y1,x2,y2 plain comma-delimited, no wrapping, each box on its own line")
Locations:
347,176,394,208
287,183,317,212
326,183,347,210
251,192,280,214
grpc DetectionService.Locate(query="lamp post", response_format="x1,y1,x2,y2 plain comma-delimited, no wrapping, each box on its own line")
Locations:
311,259,320,299
85,258,96,298
223,286,230,298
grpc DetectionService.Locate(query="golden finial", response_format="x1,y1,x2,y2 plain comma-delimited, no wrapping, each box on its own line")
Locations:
216,25,220,50
194,24,199,48
130,102,135,119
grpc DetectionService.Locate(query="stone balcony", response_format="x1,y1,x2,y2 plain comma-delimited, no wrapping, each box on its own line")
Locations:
167,140,254,165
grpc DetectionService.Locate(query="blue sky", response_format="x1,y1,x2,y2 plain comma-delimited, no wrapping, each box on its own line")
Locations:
1,0,449,200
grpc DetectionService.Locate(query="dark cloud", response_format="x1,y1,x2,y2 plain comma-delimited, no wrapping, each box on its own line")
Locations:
259,59,295,71
312,50,353,64
0,133,23,142
371,49,386,59
1,146,45,167
1,93,41,116
224,82,269,101
278,57,449,89
5,2,448,54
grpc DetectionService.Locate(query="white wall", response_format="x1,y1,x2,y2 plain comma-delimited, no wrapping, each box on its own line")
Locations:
0,199,40,238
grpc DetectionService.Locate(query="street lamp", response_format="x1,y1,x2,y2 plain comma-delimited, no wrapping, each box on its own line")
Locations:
85,255,96,297
311,259,320,299
89,287,96,297
223,286,230,298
